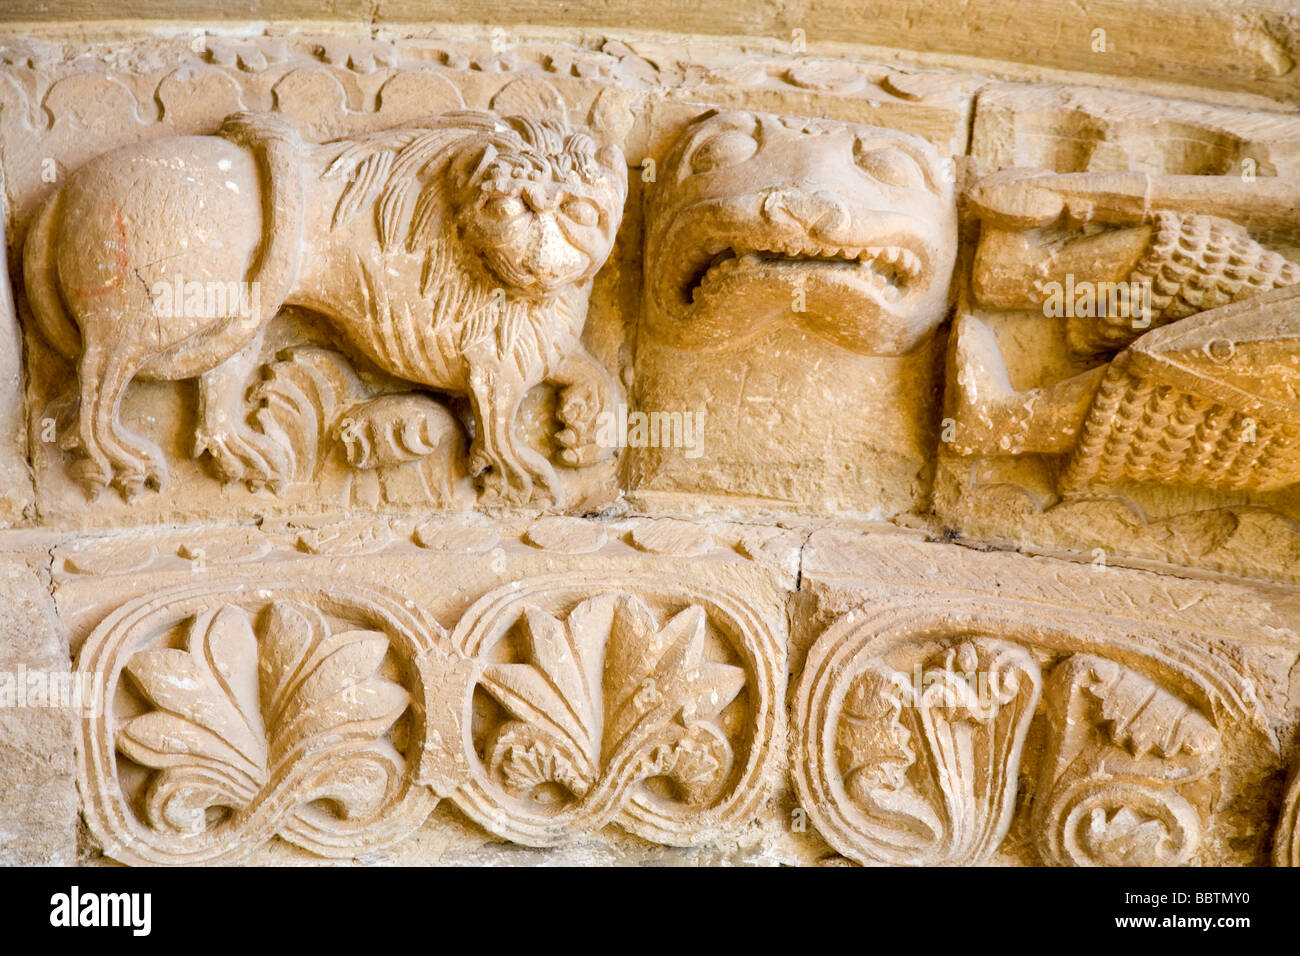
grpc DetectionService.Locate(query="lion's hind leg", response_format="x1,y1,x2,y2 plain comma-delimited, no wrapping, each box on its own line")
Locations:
193,332,293,491
64,343,167,501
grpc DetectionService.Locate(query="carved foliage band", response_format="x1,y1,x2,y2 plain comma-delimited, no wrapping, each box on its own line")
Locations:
76,580,443,865
425,574,784,847
794,610,1231,867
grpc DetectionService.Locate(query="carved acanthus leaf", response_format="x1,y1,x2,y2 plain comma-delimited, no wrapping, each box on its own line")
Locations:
119,601,409,834
479,595,745,807
1033,654,1221,867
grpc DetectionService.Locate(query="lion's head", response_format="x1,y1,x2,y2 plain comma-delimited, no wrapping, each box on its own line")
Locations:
450,117,626,296
642,109,956,355
328,111,627,300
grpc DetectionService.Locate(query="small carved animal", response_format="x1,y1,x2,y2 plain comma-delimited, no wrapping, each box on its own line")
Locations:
24,109,627,502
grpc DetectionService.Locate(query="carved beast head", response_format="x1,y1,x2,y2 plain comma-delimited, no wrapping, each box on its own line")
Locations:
329,111,627,299
450,117,627,296
643,109,956,355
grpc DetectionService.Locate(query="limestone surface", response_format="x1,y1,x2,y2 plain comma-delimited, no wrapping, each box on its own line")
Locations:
0,13,1296,868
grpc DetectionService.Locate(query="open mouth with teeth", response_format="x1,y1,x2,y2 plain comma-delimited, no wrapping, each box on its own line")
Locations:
681,241,926,308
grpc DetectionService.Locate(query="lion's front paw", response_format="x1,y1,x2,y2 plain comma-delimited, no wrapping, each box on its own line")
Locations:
471,444,558,506
196,423,293,492
555,377,615,468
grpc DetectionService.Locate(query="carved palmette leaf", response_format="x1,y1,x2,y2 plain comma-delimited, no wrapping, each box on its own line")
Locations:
478,595,746,809
1033,655,1221,867
433,577,782,847
256,602,410,769
833,639,1041,866
479,601,606,798
439,578,782,849
119,606,266,831
79,583,443,866
600,597,745,799
118,600,410,836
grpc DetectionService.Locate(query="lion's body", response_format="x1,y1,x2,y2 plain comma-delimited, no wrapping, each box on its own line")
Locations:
27,135,266,379
22,110,625,501
289,221,583,399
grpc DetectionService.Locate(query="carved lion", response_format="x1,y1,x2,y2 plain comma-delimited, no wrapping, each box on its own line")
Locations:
23,109,627,503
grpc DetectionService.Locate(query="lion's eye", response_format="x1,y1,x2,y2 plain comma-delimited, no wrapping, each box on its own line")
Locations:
561,197,599,227
854,144,927,189
689,129,759,174
485,196,526,219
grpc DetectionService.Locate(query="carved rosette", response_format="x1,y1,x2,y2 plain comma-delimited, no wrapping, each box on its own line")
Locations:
794,626,1041,866
1032,654,1221,867
425,574,784,846
76,580,442,865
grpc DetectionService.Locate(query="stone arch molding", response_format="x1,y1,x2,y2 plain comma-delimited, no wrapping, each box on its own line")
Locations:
791,603,1266,867
76,572,786,863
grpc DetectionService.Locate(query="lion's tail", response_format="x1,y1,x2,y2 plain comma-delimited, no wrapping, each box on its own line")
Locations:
22,188,81,359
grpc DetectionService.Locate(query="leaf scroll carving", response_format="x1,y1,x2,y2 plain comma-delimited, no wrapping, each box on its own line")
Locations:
119,601,410,835
427,575,784,847
479,596,745,808
819,638,1041,866
77,582,442,865
1033,654,1221,867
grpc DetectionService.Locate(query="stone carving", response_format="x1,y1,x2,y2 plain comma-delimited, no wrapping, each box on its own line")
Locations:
1033,654,1221,867
23,106,627,505
4,24,1300,871
947,169,1300,492
76,581,441,865
794,631,1041,866
252,347,470,504
643,108,956,355
422,574,784,847
1273,760,1300,866
790,527,1277,868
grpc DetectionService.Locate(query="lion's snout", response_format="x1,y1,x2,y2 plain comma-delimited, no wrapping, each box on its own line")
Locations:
485,215,593,294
